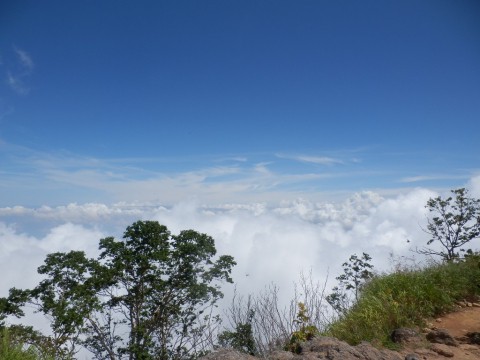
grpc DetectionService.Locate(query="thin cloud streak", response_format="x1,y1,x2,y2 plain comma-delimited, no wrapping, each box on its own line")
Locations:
276,153,344,165
296,156,344,165
0,143,368,206
3,47,34,95
1,141,476,206
400,174,472,183
6,71,29,95
14,47,34,71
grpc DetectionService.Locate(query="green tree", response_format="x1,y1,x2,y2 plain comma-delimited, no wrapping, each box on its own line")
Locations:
326,253,374,314
420,188,480,261
1,221,236,360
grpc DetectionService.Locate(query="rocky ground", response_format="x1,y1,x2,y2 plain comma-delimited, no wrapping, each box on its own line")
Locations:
201,302,480,360
397,303,480,360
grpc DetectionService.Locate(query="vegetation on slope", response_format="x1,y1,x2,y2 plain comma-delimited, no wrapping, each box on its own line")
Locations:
325,252,480,347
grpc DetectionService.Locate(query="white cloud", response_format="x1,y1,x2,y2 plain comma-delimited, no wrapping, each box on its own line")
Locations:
0,187,441,307
468,174,480,198
5,181,480,350
0,222,104,293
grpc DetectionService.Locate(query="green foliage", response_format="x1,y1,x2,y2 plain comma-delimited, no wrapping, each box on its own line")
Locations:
284,303,319,354
325,254,480,346
0,288,31,327
2,220,236,360
218,310,257,355
326,253,374,314
0,327,56,360
421,188,480,261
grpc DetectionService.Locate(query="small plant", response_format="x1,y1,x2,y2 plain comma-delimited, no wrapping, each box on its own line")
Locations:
218,309,257,355
284,303,318,354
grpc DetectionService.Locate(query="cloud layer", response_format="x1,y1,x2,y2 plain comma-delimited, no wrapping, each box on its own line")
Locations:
1,187,446,306
2,175,480,338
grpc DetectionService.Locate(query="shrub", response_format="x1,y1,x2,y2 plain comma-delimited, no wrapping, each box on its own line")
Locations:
284,303,319,354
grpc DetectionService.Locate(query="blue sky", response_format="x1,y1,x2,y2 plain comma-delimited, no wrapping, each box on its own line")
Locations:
1,1,479,207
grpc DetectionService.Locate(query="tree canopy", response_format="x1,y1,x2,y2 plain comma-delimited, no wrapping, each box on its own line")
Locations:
420,188,480,261
1,220,236,360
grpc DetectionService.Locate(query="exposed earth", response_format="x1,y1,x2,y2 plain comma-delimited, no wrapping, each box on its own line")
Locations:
399,304,480,359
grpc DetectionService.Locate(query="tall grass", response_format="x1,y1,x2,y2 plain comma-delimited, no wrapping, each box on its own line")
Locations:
0,328,54,360
325,254,480,346
1,328,38,360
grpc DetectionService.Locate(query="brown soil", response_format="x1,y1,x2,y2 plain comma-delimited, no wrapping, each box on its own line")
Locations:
399,305,480,360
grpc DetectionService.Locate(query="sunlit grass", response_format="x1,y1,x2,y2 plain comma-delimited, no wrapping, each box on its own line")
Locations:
324,254,480,347
0,328,54,360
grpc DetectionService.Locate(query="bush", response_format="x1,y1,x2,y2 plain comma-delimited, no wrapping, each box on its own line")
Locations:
284,303,319,354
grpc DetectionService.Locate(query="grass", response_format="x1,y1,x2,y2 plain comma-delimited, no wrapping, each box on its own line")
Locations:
324,254,480,347
0,328,54,360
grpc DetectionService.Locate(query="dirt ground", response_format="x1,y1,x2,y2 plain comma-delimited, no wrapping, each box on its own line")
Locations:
399,305,480,359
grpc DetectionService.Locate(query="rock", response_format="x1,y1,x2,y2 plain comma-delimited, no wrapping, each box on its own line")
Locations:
426,328,458,346
200,338,404,360
268,351,297,360
199,349,257,360
466,331,480,345
391,328,422,344
404,354,420,360
298,336,403,360
430,344,454,357
355,341,403,360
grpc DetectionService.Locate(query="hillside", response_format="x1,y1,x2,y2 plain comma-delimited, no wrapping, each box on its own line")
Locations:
202,303,480,359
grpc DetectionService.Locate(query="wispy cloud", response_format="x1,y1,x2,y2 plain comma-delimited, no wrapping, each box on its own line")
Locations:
14,48,34,71
296,155,344,165
1,141,476,207
276,153,344,165
0,143,364,206
3,47,34,95
400,174,470,183
7,71,29,95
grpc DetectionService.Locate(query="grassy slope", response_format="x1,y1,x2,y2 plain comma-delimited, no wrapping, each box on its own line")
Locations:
324,254,480,347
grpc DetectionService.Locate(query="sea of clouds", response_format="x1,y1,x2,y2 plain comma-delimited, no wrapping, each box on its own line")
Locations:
1,176,480,340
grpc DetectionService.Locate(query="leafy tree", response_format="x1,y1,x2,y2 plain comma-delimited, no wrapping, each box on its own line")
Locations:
419,188,480,261
1,221,236,360
29,251,99,358
326,253,374,314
